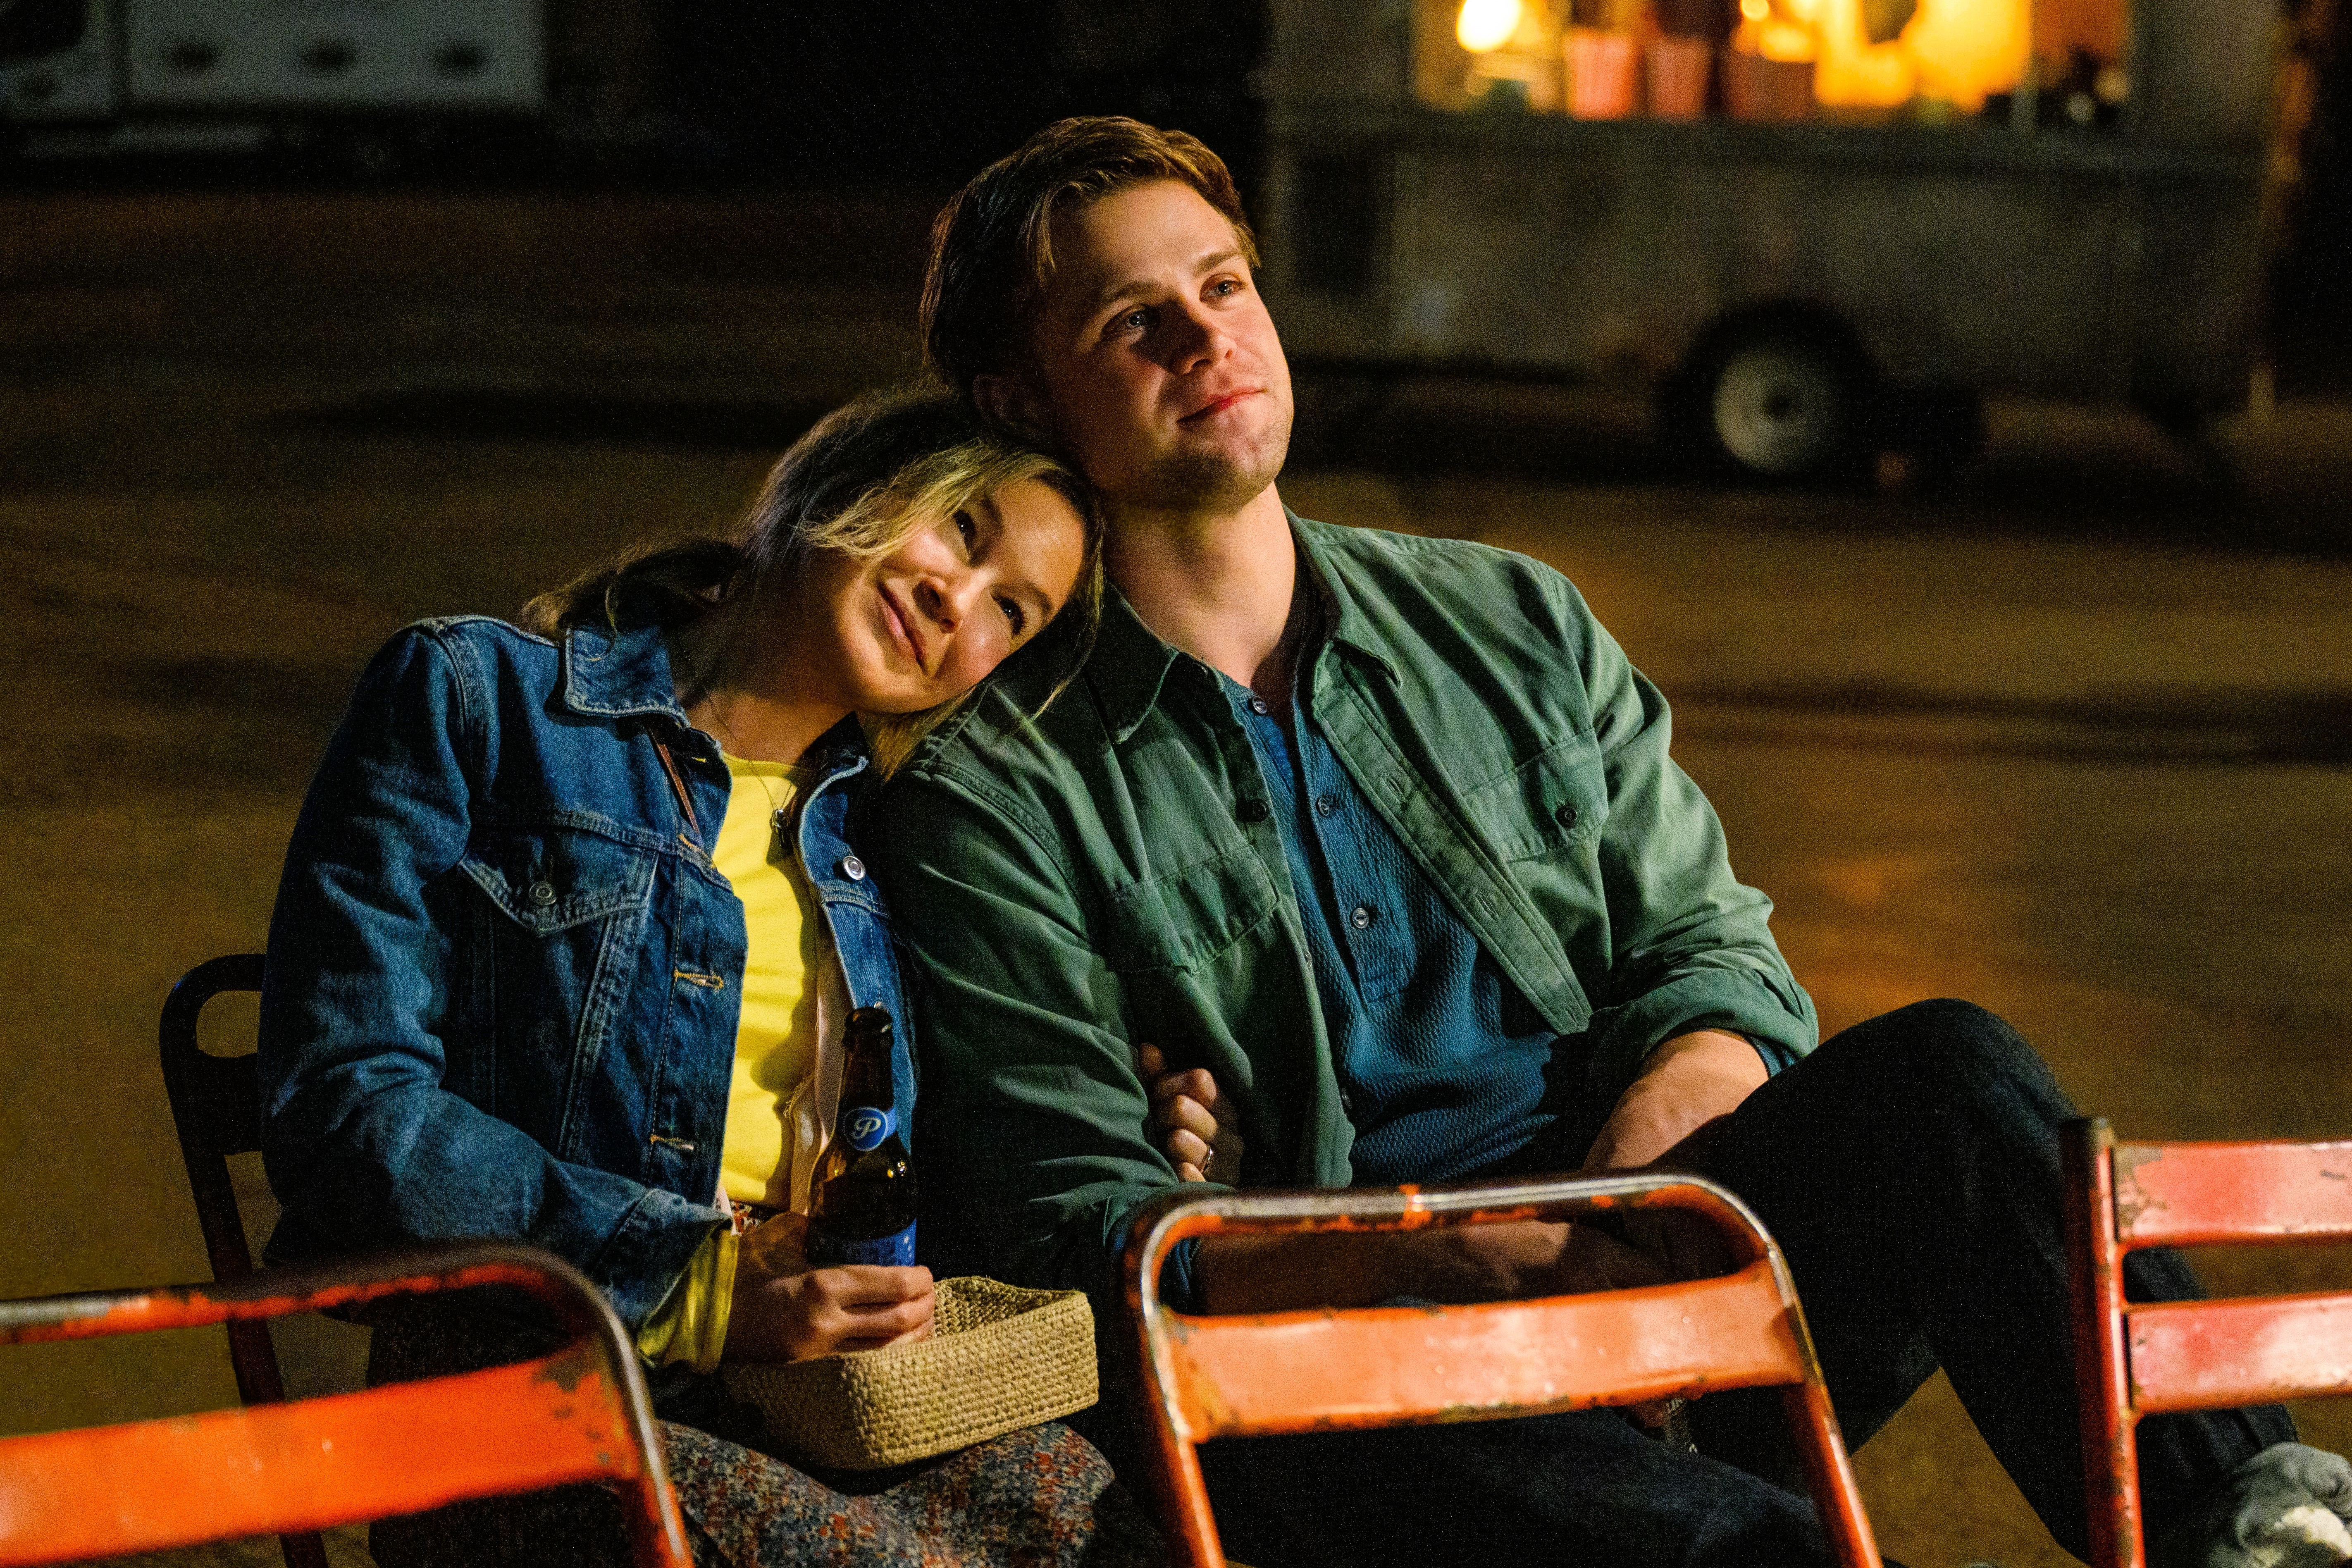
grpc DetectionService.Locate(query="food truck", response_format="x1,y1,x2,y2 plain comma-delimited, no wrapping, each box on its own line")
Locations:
0,0,543,167
1256,0,2277,475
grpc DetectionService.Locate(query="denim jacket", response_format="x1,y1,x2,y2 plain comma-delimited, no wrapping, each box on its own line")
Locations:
258,614,914,1328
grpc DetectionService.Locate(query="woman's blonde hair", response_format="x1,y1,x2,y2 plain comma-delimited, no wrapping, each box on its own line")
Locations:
519,389,1103,779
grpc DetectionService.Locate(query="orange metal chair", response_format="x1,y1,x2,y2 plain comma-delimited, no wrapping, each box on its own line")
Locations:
2067,1116,2352,1568
1124,1172,1885,1568
0,1242,694,1568
157,950,329,1568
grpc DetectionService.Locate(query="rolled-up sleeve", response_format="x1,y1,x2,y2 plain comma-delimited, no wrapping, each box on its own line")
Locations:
1559,579,1819,1100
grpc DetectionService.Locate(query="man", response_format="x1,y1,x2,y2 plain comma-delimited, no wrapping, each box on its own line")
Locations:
868,116,2344,1567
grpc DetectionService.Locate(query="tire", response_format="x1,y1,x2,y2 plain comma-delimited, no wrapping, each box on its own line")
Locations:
1701,330,1861,480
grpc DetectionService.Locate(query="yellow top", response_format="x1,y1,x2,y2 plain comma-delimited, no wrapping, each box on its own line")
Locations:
637,752,830,1372
713,755,824,1210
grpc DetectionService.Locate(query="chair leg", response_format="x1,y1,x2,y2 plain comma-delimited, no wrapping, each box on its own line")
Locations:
2067,1119,2144,1568
1781,1383,1883,1568
279,1530,330,1568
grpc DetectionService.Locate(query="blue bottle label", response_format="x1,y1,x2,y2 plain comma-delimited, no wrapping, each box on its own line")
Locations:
808,1220,916,1268
841,1105,895,1153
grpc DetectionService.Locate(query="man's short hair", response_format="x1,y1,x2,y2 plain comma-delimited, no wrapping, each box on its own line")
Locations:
922,116,1259,398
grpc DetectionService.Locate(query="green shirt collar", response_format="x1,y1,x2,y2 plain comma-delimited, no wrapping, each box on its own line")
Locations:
1084,510,1401,742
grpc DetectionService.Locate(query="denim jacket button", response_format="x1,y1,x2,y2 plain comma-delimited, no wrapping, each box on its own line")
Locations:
838,854,867,881
528,880,557,907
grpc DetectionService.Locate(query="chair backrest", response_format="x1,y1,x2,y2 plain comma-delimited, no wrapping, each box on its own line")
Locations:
2067,1117,2352,1568
158,954,277,1387
156,953,327,1568
0,1243,694,1568
1124,1172,1884,1568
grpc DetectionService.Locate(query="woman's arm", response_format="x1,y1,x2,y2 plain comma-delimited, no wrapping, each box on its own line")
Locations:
257,626,715,1327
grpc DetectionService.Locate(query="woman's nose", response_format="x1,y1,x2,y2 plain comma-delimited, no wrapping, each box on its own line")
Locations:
914,570,977,629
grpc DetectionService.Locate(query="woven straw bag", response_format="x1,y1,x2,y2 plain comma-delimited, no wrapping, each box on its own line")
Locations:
722,1276,1098,1470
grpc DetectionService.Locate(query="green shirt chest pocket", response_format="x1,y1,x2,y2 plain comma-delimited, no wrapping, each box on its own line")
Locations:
1101,846,1283,974
1456,733,1611,864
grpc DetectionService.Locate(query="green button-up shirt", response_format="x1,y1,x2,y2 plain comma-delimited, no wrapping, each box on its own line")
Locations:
868,513,1816,1301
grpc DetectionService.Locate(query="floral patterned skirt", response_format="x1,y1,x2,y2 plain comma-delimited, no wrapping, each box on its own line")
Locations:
364,1303,1166,1568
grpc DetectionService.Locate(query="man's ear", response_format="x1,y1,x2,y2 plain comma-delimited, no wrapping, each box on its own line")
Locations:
973,371,1052,444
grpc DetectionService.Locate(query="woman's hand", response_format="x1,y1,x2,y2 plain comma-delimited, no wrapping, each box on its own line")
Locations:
1138,1043,1243,1185
722,1213,934,1363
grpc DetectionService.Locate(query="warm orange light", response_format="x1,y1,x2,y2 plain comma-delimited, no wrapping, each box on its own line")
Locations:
1754,17,1818,61
1793,0,2026,109
1813,0,1912,103
1902,0,2028,108
1457,0,1525,51
1739,0,1771,20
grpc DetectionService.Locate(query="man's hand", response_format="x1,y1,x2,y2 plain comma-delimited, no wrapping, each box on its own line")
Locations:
1139,1042,1243,1184
722,1213,935,1363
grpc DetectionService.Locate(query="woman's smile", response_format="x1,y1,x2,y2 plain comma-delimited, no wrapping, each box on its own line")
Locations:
875,582,927,673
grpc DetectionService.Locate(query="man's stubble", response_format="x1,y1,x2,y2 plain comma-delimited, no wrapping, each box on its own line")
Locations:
1120,396,1295,521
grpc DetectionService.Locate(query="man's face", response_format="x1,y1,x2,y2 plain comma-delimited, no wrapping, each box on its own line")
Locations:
1014,179,1293,514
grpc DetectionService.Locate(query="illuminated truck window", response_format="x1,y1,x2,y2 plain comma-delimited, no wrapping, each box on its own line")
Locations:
1413,0,2127,127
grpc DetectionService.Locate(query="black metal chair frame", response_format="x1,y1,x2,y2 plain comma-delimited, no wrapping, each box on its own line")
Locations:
157,950,329,1568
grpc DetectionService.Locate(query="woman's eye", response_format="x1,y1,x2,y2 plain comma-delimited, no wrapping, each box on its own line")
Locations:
953,511,976,546
997,595,1027,637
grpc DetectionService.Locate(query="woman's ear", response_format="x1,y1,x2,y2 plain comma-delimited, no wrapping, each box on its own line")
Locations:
972,372,1051,444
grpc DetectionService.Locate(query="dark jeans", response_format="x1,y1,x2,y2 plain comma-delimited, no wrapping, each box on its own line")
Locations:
1194,1000,2294,1568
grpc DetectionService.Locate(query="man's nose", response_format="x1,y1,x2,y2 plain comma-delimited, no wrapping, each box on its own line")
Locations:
1166,301,1231,373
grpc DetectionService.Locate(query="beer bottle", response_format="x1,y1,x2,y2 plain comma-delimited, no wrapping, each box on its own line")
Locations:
805,1005,918,1267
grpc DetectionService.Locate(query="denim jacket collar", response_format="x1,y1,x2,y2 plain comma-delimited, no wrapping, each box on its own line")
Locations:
1085,510,1400,743
561,621,694,727
560,619,870,778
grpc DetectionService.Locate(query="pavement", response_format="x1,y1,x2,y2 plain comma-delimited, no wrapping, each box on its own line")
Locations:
6,187,2352,1568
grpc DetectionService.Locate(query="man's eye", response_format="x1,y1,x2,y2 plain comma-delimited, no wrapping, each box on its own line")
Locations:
1117,308,1150,332
1210,279,1239,297
953,511,976,545
997,595,1027,637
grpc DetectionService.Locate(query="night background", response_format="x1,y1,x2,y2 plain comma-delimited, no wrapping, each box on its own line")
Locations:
5,2,2352,1565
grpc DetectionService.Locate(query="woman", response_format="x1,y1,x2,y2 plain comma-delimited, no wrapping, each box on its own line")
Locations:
256,391,1171,1566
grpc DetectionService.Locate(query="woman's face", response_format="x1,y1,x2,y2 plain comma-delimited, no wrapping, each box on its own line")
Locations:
809,475,1088,714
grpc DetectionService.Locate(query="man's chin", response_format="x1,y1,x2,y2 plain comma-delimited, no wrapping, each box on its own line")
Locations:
1137,427,1291,515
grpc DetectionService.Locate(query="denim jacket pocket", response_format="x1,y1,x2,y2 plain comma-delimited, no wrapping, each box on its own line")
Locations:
463,822,656,933
458,822,658,1149
1458,733,1610,864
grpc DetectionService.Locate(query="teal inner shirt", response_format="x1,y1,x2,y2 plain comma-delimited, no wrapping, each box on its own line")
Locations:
1217,643,1567,1186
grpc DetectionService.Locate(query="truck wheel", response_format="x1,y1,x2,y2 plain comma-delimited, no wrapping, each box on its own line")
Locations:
1702,331,1861,480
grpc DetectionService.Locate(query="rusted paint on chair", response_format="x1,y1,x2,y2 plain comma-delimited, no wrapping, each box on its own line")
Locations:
0,1243,693,1568
1123,1172,1884,1568
2067,1118,2352,1568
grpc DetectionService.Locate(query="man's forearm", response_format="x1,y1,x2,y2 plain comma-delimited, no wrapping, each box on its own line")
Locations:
1580,1028,1768,1173
1190,1029,1766,1315
1191,1218,1669,1314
